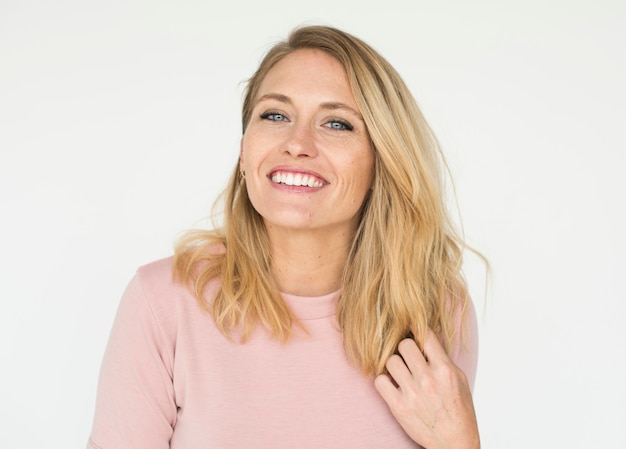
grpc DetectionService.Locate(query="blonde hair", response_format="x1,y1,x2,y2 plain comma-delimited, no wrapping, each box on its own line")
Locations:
175,25,472,375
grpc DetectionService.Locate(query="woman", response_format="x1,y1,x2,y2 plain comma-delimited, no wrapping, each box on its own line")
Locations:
88,25,480,449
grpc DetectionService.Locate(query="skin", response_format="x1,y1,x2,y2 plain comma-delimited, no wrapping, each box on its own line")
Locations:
240,49,374,296
241,48,479,448
375,331,480,449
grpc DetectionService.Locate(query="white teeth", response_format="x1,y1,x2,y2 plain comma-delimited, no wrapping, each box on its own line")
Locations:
271,172,324,187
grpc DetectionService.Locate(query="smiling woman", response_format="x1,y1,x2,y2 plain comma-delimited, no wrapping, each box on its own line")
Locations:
241,49,374,253
87,25,481,449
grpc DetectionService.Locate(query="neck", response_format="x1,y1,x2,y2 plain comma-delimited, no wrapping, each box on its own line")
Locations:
265,224,353,296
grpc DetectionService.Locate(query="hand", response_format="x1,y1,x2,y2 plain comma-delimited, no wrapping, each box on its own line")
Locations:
374,330,480,449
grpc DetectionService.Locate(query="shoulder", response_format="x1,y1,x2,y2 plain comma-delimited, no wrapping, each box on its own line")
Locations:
450,295,479,391
120,257,198,330
132,255,219,311
114,257,185,336
135,256,180,299
132,255,222,316
114,256,221,349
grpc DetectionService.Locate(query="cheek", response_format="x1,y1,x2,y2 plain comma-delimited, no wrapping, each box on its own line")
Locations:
341,159,374,204
354,152,375,191
242,126,280,163
241,136,264,171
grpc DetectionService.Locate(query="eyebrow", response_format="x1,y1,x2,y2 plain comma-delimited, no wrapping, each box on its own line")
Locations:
256,93,363,119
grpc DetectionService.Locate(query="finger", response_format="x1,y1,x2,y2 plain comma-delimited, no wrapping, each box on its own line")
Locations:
385,353,413,388
422,329,449,365
397,337,427,375
374,373,401,404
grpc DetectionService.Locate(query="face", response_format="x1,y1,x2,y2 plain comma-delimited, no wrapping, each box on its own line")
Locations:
240,49,374,237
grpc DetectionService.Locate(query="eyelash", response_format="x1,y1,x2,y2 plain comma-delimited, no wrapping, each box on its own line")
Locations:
259,111,354,131
325,119,353,131
260,112,287,122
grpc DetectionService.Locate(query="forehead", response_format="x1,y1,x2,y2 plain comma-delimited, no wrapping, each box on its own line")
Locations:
256,49,357,106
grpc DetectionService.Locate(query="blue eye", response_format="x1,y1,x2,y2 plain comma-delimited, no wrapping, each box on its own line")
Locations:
260,112,287,122
326,120,353,131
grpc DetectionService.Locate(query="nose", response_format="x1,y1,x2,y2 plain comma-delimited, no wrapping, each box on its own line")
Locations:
282,123,318,158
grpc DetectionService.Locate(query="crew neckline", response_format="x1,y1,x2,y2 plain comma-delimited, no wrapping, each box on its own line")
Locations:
280,290,340,320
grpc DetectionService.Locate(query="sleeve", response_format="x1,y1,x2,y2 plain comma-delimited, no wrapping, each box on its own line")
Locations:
87,271,177,449
450,296,479,392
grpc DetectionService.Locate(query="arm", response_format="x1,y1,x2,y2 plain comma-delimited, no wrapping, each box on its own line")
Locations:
87,272,177,449
374,299,480,449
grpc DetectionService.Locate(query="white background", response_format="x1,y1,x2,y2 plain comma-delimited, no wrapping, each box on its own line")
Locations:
1,0,625,447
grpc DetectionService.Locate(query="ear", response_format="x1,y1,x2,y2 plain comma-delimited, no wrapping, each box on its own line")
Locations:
239,139,244,170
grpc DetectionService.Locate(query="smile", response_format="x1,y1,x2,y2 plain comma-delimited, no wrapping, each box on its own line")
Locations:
270,171,327,188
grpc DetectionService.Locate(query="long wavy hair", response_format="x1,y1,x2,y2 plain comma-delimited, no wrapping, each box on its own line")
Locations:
174,25,472,376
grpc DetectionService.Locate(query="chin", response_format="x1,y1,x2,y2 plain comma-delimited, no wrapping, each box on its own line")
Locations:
262,215,318,231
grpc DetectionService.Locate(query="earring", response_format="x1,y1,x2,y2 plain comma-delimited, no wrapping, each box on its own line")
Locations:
240,168,246,178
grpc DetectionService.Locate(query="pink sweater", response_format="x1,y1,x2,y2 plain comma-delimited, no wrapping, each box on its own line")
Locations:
87,257,478,449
